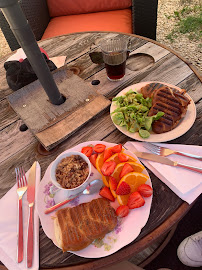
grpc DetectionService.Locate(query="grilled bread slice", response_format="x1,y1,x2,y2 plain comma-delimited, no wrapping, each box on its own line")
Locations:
147,86,190,133
54,198,117,252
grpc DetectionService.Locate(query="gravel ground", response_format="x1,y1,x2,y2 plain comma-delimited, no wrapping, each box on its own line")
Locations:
157,0,202,72
0,0,201,71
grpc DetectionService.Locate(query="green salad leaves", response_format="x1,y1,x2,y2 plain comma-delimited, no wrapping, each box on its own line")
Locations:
111,90,164,138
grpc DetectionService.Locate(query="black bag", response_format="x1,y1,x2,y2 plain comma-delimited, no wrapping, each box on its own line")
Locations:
4,53,57,91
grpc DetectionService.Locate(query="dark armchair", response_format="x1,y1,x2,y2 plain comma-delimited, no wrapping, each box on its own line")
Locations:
0,0,158,51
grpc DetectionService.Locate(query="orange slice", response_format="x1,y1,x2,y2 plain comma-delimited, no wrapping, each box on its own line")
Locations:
106,153,120,164
109,179,117,198
95,152,105,173
95,152,109,187
116,172,149,205
112,162,145,181
106,153,137,164
101,175,109,187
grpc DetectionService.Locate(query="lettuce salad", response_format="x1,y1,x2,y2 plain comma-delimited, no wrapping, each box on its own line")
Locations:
111,90,164,138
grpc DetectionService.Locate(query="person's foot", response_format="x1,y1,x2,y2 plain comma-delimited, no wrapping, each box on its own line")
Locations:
177,231,202,267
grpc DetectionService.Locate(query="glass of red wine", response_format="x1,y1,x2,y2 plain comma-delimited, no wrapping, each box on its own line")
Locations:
100,38,128,81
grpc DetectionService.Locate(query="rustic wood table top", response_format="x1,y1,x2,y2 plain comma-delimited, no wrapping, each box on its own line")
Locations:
0,32,201,270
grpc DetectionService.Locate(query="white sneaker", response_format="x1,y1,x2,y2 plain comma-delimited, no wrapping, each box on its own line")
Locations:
177,231,202,267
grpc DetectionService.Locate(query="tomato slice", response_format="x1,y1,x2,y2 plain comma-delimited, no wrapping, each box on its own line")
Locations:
93,144,106,153
103,148,113,162
81,146,93,157
118,153,129,162
119,163,134,179
101,161,116,176
111,144,122,153
89,153,98,168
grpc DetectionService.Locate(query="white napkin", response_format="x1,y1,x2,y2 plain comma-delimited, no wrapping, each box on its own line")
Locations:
124,142,202,204
0,162,41,270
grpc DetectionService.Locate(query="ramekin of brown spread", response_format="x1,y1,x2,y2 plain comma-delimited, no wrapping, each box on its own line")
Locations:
50,151,91,198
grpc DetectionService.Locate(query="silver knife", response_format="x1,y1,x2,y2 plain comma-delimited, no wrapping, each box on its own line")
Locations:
124,145,202,174
27,161,37,268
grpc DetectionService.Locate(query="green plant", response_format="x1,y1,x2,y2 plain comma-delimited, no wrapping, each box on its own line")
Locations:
165,4,202,42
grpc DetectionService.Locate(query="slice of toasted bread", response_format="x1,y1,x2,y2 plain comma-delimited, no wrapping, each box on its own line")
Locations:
54,198,117,251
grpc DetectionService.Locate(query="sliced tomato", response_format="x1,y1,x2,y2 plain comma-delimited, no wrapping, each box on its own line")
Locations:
81,146,93,157
119,163,134,179
118,152,129,162
103,148,113,162
89,153,98,168
101,161,116,176
111,144,122,153
93,144,106,153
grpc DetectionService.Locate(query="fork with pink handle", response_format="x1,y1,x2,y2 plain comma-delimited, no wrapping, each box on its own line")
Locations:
16,167,27,263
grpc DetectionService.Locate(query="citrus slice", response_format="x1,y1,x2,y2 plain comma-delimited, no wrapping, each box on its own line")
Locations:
106,153,137,164
106,153,120,164
116,172,149,205
125,154,137,163
109,180,117,198
95,152,109,187
95,152,104,173
112,162,145,181
102,175,109,187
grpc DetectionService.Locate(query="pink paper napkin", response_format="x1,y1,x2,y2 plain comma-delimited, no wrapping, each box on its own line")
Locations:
0,162,41,270
124,142,202,204
6,48,66,68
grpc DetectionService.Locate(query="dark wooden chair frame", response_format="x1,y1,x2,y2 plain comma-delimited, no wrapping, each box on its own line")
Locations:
0,0,158,51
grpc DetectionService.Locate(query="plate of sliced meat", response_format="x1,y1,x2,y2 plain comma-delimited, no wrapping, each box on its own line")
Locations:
110,81,196,142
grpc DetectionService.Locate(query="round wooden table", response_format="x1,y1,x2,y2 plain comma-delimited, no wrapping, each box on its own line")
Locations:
0,32,201,270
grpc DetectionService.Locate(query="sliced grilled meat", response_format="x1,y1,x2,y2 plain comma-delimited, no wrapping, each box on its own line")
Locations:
140,82,186,99
147,86,190,133
140,82,172,98
54,198,117,251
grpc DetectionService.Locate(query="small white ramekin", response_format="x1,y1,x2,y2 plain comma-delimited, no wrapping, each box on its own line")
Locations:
50,151,91,198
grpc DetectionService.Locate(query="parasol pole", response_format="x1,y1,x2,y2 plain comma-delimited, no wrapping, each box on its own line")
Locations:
0,0,64,105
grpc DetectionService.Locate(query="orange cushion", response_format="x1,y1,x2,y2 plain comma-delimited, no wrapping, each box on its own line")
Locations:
47,0,131,17
42,9,132,40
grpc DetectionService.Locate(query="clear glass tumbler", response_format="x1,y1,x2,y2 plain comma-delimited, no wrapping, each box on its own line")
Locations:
100,38,128,81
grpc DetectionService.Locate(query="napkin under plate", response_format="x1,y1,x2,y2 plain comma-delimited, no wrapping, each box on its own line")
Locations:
0,162,41,270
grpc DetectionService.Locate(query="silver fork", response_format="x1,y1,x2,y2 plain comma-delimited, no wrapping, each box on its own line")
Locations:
144,143,202,161
16,167,28,263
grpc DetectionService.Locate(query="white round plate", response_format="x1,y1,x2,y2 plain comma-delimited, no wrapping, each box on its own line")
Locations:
110,81,196,142
36,141,152,258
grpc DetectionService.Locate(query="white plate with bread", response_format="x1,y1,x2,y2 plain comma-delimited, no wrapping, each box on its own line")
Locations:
110,81,196,142
36,141,152,258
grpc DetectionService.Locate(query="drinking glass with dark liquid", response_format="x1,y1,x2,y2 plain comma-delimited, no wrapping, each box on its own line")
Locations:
100,38,128,81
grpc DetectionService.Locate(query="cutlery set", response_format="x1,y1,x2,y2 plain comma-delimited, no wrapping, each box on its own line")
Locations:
124,143,202,174
16,161,37,268
144,143,202,160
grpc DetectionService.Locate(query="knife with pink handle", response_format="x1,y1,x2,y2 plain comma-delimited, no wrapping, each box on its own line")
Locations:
26,162,37,268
